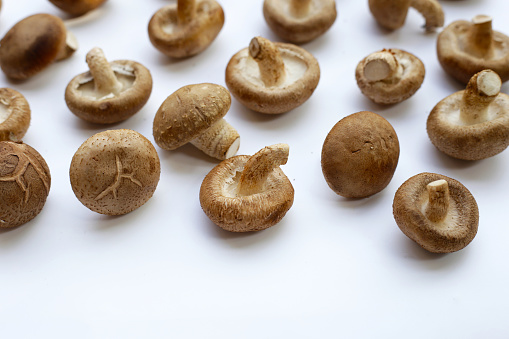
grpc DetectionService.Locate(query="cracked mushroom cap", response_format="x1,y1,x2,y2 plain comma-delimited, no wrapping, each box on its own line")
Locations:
355,48,425,105
437,15,509,84
393,172,479,253
65,47,152,124
148,0,224,58
0,14,77,80
69,129,161,216
49,0,107,16
427,69,509,160
0,141,51,228
263,0,337,44
0,88,31,142
200,144,294,232
368,0,444,31
225,37,320,114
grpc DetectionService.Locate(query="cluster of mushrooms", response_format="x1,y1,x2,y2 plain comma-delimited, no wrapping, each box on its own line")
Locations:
1,0,508,255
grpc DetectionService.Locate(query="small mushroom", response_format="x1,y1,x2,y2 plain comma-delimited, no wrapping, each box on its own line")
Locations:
437,15,509,84
65,47,153,124
355,48,425,104
393,172,479,253
49,0,107,16
0,88,31,142
153,83,239,160
427,69,509,160
263,0,337,44
225,36,320,114
200,143,294,232
368,0,444,32
0,141,51,228
148,0,225,58
69,129,161,216
0,14,78,80
321,111,400,198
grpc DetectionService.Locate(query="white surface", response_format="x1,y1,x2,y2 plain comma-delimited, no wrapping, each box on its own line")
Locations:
1,1,509,338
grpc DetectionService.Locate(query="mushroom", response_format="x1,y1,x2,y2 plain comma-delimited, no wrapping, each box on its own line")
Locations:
48,0,107,16
0,141,51,228
0,14,78,80
0,88,31,142
200,143,294,232
355,48,425,104
65,47,153,124
225,36,320,114
148,0,224,58
153,83,239,160
393,172,479,253
368,0,444,32
321,111,400,198
69,129,160,216
427,69,509,160
437,15,509,84
263,0,337,44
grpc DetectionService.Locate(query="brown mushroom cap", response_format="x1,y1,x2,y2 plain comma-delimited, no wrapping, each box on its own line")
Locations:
200,144,294,232
0,14,77,80
148,0,224,58
437,15,509,84
263,0,337,44
368,0,444,31
321,111,400,198
65,49,152,124
393,172,479,253
0,88,31,142
355,48,425,105
225,38,320,114
49,0,107,16
0,141,51,228
427,70,509,160
69,129,161,216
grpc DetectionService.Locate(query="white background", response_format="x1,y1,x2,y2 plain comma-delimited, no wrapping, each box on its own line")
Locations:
1,0,508,338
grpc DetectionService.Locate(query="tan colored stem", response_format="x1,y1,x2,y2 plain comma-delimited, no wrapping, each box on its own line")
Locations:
190,119,240,160
178,0,196,25
290,0,311,17
55,30,78,61
425,179,450,222
238,143,289,196
467,15,494,58
249,37,286,87
460,70,501,125
86,47,123,96
410,0,444,32
363,50,399,82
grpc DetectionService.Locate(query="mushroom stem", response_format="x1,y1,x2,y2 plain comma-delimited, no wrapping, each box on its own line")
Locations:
425,179,450,222
237,143,289,196
460,70,501,125
466,15,494,58
290,0,311,17
249,37,286,87
190,119,240,160
178,0,196,25
86,47,123,97
410,0,444,32
55,30,79,61
363,50,399,82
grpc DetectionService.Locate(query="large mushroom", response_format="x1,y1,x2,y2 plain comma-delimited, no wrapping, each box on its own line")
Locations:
200,143,294,232
65,47,153,124
0,14,77,80
225,36,320,114
153,83,240,160
355,48,425,105
393,172,479,253
368,0,444,32
0,88,31,142
148,0,224,58
437,15,509,84
263,0,337,44
427,69,509,160
49,0,107,16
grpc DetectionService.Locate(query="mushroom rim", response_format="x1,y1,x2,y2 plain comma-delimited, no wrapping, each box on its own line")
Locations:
0,88,31,142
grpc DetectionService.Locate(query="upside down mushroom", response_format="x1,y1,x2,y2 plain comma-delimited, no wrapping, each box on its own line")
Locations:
0,88,31,142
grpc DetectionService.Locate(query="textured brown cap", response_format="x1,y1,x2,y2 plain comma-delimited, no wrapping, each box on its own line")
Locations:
0,88,31,142
393,172,479,253
49,0,107,16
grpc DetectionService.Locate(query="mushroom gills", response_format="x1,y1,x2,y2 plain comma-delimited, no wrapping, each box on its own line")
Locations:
76,64,135,100
161,1,213,34
277,0,324,18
